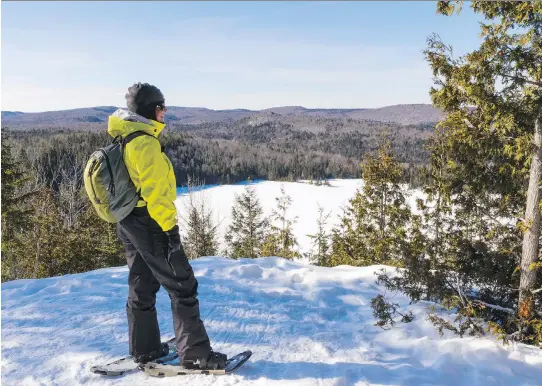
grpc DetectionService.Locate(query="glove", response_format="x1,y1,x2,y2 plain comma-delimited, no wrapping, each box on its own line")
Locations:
165,225,182,274
165,225,181,255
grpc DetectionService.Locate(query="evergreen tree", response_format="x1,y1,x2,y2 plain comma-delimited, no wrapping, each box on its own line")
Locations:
373,1,542,345
77,195,124,271
329,137,412,266
1,128,124,281
426,0,542,339
26,189,63,278
224,182,268,258
417,127,454,265
261,186,300,259
1,128,35,281
180,178,219,259
307,204,332,266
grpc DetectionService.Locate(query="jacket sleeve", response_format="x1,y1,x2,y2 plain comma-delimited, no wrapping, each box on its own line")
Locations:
134,137,178,232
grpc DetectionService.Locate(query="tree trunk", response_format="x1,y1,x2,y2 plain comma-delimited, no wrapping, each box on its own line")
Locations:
380,186,385,237
33,236,41,278
519,114,542,317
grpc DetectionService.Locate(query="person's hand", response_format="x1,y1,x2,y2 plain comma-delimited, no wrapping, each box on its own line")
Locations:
165,225,181,254
164,225,183,274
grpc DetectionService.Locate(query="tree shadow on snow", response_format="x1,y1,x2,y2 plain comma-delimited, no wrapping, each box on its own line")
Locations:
236,351,542,386
239,359,437,386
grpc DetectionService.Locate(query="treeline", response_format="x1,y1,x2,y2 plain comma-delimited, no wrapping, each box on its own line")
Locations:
168,117,431,169
0,126,405,283
0,124,424,284
162,134,363,184
5,128,429,187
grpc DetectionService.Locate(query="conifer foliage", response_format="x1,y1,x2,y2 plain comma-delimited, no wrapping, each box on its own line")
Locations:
1,129,35,281
372,1,542,346
261,187,300,259
1,128,124,282
225,181,268,258
307,204,332,266
329,137,413,267
179,177,220,260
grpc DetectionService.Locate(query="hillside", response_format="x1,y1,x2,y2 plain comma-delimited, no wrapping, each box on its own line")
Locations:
1,104,443,129
3,106,438,181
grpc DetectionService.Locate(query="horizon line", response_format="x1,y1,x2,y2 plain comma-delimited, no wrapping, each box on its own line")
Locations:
2,102,436,115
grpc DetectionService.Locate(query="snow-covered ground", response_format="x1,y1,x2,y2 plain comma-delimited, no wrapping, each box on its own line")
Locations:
2,180,541,386
3,257,542,386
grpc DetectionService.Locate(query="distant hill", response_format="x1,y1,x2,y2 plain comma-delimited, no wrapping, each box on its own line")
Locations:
345,104,443,126
1,111,25,118
261,104,442,126
1,104,443,129
1,106,118,128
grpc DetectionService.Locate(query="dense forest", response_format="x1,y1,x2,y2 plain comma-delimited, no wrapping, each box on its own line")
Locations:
4,115,431,186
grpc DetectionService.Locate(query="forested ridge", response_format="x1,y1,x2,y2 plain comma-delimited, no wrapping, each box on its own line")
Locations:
3,111,432,186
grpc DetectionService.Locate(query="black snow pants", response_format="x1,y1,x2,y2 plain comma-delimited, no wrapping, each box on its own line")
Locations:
116,206,212,361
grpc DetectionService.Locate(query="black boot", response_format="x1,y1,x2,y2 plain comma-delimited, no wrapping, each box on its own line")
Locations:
133,342,170,364
182,350,227,370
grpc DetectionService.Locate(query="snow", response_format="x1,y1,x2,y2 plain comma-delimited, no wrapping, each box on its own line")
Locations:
2,179,541,386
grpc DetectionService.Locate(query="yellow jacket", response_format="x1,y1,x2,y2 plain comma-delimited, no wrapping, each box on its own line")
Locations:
107,109,177,232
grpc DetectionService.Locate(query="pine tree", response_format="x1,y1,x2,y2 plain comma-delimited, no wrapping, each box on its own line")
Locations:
418,127,453,264
1,128,35,281
77,195,124,271
261,186,300,259
328,206,355,267
26,189,63,278
1,129,131,280
329,137,412,266
180,178,219,259
307,204,332,266
225,183,268,259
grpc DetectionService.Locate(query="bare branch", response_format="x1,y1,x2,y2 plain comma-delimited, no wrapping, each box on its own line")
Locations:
499,73,542,87
473,300,515,314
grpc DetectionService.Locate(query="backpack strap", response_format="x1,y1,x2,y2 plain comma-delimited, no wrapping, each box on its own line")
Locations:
121,131,166,152
121,131,156,146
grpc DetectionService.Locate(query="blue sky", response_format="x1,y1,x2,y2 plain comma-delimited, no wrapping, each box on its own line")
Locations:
2,1,484,112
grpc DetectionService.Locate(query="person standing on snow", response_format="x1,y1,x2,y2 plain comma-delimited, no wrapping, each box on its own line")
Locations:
108,82,227,370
